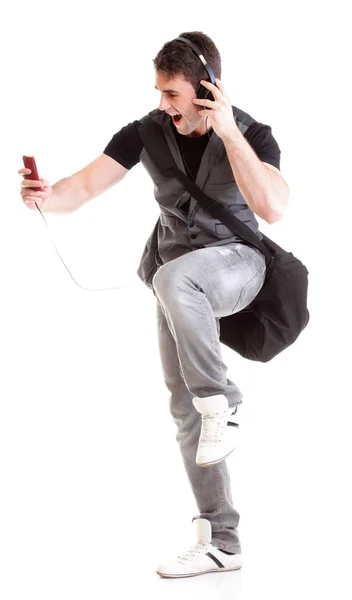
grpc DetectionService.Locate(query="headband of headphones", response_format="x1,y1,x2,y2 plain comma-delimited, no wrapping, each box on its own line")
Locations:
173,37,217,86
174,37,216,100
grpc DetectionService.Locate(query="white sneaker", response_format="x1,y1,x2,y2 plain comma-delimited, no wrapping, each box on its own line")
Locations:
193,394,240,467
156,518,243,578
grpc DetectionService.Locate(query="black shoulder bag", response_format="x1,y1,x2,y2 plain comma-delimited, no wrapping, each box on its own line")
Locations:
138,117,310,363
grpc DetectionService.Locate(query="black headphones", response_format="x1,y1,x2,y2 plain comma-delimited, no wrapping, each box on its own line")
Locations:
174,37,217,104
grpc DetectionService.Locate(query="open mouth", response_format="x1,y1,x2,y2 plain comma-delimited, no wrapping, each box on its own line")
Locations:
172,114,182,126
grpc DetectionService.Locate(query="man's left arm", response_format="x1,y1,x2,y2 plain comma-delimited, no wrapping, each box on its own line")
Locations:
194,79,290,224
221,129,289,224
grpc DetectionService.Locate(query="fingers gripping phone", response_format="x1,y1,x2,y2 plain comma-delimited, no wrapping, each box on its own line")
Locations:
22,156,44,191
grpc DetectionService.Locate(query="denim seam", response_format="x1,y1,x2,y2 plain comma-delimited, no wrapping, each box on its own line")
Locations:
215,464,226,531
175,275,228,389
231,261,266,313
193,283,227,392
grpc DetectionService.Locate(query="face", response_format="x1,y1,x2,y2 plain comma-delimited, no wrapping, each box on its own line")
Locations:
155,71,211,137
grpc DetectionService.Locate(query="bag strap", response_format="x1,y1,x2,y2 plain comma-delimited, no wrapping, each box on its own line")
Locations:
138,116,273,265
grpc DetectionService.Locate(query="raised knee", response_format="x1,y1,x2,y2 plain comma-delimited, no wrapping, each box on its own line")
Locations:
152,262,181,299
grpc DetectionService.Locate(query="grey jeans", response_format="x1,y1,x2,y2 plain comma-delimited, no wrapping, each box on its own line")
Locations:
152,242,266,553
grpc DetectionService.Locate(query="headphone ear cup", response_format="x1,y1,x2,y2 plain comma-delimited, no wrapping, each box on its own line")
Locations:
197,80,215,102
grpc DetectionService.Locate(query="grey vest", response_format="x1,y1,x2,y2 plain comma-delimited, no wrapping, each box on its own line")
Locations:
137,106,263,290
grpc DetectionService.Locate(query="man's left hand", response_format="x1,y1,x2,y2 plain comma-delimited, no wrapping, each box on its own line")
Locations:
193,79,238,140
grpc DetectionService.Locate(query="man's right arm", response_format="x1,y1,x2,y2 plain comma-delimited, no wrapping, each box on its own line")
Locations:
42,154,129,215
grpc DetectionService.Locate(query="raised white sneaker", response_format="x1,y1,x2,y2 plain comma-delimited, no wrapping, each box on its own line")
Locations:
156,518,242,578
193,394,240,467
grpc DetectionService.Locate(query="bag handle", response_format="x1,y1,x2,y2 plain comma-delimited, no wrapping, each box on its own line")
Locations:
138,116,273,265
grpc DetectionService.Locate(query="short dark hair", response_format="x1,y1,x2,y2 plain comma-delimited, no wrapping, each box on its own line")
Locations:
153,31,221,92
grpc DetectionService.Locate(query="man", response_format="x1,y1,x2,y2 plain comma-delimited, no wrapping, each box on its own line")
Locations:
19,31,289,578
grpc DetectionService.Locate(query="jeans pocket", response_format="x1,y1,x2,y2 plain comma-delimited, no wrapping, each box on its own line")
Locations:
234,243,264,262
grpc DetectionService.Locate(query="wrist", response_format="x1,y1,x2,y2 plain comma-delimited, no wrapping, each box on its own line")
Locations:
221,123,242,144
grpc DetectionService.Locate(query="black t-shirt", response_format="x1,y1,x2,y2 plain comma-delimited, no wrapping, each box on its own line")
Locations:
103,118,281,214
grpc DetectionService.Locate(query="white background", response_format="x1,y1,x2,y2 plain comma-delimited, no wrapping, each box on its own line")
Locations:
1,1,351,598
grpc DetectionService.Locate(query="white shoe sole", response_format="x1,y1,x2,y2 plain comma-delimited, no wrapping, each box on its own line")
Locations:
196,446,236,467
156,564,242,578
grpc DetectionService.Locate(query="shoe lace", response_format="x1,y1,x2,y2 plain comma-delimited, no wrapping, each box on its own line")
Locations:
200,411,227,444
176,542,209,564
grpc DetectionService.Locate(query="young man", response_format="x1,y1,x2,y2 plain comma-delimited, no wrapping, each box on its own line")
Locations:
103,31,288,578
19,31,289,578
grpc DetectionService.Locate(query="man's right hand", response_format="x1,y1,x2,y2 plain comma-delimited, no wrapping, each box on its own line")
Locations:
18,168,53,210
